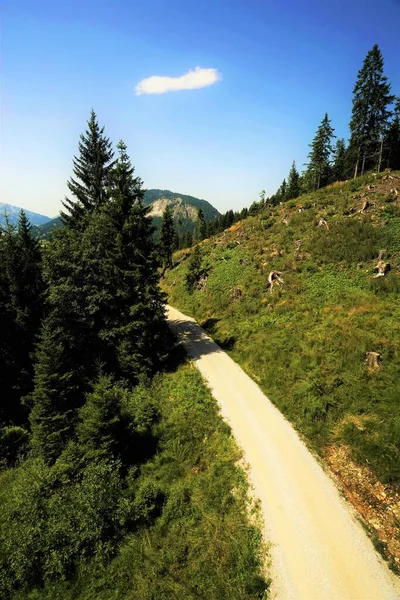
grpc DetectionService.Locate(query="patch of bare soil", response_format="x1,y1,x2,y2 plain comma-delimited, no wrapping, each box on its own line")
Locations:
326,444,400,572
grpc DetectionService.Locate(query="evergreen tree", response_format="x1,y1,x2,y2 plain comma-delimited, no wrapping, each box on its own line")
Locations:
331,138,349,182
305,113,335,190
61,110,115,229
185,246,203,293
0,212,44,427
349,44,394,176
277,178,288,202
159,205,175,269
386,98,400,170
195,208,207,242
31,138,168,462
182,231,193,248
286,161,300,199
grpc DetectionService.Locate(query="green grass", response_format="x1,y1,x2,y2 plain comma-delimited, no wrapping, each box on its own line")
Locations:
164,172,400,486
0,364,269,600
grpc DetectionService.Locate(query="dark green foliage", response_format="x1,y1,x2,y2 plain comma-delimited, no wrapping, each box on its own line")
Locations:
77,375,158,465
159,205,175,269
276,178,288,202
0,426,29,467
386,98,400,170
61,110,115,230
305,113,336,190
185,246,205,293
349,44,395,176
0,211,44,428
30,135,168,463
331,138,349,182
286,161,300,199
32,217,63,241
0,367,268,600
194,207,207,242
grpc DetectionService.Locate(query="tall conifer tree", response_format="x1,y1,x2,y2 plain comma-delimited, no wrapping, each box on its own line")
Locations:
0,212,44,426
331,139,349,182
305,113,335,190
159,206,175,270
286,161,300,199
61,110,115,229
386,98,400,170
349,44,394,176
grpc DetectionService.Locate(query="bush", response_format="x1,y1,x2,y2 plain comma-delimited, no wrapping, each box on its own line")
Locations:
0,426,29,467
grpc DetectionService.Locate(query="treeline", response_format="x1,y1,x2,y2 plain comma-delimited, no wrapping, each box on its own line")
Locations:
260,44,400,209
0,111,171,595
169,43,400,251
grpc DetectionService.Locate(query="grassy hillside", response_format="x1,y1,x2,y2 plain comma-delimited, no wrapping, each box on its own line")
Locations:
164,172,400,489
0,363,268,599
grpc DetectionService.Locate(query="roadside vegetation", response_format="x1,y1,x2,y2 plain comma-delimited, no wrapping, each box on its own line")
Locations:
0,112,268,599
0,364,268,600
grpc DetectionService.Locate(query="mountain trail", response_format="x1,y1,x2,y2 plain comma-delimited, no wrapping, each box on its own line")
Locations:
167,304,400,600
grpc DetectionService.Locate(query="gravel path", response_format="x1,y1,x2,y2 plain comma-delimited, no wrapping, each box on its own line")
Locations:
167,305,400,600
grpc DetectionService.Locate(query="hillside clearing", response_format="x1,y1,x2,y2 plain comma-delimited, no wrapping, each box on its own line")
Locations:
163,171,400,570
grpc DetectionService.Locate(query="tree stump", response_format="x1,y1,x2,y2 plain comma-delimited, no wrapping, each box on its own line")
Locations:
266,271,284,293
365,352,381,370
373,260,390,278
318,217,329,230
231,287,243,300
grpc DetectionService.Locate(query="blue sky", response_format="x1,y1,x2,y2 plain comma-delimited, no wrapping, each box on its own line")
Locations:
1,0,400,216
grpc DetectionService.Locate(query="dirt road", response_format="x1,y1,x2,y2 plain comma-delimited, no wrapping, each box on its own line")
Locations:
167,305,400,600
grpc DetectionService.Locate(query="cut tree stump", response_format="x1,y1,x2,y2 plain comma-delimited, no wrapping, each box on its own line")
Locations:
365,352,381,370
373,260,390,278
266,271,284,293
318,217,329,230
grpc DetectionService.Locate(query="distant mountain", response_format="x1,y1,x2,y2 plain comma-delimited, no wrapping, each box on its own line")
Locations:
31,190,220,241
143,189,219,223
31,217,63,241
0,203,52,227
143,190,220,238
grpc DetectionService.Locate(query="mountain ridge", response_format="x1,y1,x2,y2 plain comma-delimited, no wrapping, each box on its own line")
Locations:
30,190,220,240
0,203,52,227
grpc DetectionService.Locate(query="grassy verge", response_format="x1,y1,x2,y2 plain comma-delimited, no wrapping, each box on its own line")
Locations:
163,172,400,488
0,364,269,600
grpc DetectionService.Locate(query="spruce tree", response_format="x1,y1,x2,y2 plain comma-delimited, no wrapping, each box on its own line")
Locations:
305,113,335,190
286,161,300,199
277,179,287,202
386,98,400,170
185,246,203,293
0,212,44,427
195,208,207,241
159,205,175,269
104,140,167,380
31,139,168,462
349,44,394,176
331,139,349,182
61,110,115,229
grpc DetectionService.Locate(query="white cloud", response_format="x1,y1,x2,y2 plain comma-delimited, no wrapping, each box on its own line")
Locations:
135,66,221,96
